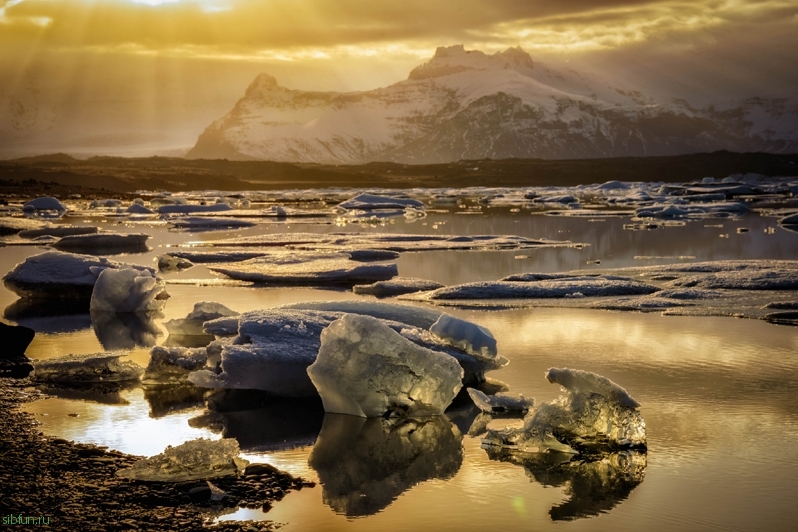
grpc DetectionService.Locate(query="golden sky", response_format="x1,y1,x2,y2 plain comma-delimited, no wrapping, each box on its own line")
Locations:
1,0,796,156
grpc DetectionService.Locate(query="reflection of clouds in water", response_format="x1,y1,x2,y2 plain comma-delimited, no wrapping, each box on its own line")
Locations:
308,414,463,517
485,448,646,521
91,311,162,350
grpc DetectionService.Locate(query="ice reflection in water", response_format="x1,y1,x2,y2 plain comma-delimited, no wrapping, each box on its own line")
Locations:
91,311,162,350
484,448,646,521
308,415,463,517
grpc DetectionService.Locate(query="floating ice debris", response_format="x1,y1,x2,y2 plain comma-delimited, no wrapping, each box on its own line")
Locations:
143,346,208,384
307,314,464,417
308,415,463,517
23,197,66,214
168,216,256,229
52,232,150,252
157,203,233,214
346,249,401,262
467,388,534,414
635,202,749,219
338,194,424,211
90,199,122,208
157,254,194,272
533,194,578,204
18,226,98,239
483,368,645,453
484,448,646,521
3,251,156,299
31,352,144,384
116,438,248,482
430,313,497,360
353,277,445,297
667,270,798,290
208,252,397,285
126,203,154,214
0,217,49,236
280,300,444,329
416,278,660,300
202,316,241,337
164,301,239,336
90,267,169,312
161,250,267,264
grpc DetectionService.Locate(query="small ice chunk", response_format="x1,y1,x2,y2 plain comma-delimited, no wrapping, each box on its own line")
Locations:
307,314,464,418
157,254,194,272
467,388,534,414
169,216,256,229
32,352,143,383
23,197,67,213
53,232,150,251
126,203,154,214
203,315,241,337
483,368,645,453
164,301,239,336
353,277,444,297
143,346,208,384
338,194,424,211
430,313,498,360
0,217,48,236
90,267,169,312
116,438,248,482
90,199,122,208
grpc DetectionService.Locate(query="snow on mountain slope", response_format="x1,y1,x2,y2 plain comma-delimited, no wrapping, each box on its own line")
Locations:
186,45,798,163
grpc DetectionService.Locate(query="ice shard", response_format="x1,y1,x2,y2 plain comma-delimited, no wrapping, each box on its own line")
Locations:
116,438,248,482
31,352,144,384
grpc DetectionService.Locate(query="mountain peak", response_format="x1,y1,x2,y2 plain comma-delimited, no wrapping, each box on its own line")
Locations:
409,45,533,80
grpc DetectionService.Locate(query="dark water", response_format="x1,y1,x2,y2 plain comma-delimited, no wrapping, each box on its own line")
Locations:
4,204,798,531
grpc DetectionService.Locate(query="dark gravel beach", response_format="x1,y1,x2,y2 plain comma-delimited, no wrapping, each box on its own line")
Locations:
0,378,312,531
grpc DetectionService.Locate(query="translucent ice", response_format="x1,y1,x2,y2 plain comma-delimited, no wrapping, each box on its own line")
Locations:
467,388,534,414
32,352,144,384
164,301,239,336
483,368,645,453
143,346,208,384
307,314,464,417
116,438,248,482
90,267,169,312
430,313,498,360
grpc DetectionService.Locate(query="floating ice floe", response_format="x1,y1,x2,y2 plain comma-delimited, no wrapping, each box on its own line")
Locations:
307,314,464,417
157,203,233,214
0,217,48,236
89,267,169,312
143,346,208,384
467,387,534,414
90,199,122,208
3,251,156,299
168,216,256,229
667,269,798,290
338,194,424,211
157,254,194,272
52,232,150,252
31,352,144,384
308,415,463,517
483,368,645,454
164,301,239,336
280,300,444,329
208,252,398,285
635,201,749,219
353,277,444,297
116,438,248,482
22,197,67,215
18,226,98,239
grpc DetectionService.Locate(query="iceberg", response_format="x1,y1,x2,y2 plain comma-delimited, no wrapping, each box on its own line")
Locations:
209,252,397,285
308,414,463,517
353,277,444,297
31,352,144,384
467,388,534,414
307,314,464,417
143,346,208,384
52,232,150,252
116,438,248,482
164,301,239,336
89,267,169,312
22,197,66,214
483,368,645,453
3,251,156,299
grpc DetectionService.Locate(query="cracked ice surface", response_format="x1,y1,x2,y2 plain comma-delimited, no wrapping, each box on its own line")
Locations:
89,267,169,312
3,251,156,299
32,352,144,384
307,314,464,417
483,368,645,453
116,438,248,482
208,252,398,285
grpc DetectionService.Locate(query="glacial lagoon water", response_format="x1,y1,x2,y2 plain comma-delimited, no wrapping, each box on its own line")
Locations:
4,197,798,531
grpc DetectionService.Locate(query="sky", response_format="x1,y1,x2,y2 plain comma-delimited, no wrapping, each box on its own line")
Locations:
1,0,796,157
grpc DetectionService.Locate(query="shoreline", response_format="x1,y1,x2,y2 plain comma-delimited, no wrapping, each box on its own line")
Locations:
0,377,310,531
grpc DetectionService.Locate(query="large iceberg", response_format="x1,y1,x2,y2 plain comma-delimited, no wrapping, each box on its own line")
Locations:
308,414,463,517
31,352,144,384
116,438,248,482
307,314,464,417
89,267,169,312
3,251,155,299
483,368,645,453
209,252,398,285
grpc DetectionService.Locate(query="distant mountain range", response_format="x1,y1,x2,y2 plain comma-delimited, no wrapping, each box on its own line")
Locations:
186,45,798,164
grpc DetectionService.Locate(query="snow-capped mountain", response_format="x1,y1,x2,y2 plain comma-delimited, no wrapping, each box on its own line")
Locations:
186,45,798,163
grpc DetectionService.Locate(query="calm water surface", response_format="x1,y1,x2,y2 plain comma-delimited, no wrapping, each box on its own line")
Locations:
4,205,798,531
